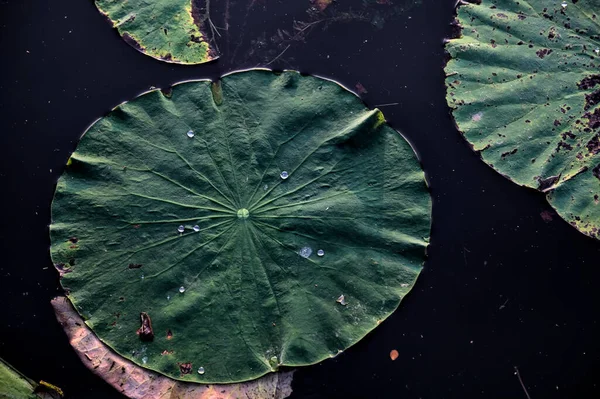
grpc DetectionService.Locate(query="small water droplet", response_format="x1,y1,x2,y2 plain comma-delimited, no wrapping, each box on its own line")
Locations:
141,274,145,280
198,366,205,374
336,294,347,306
317,249,325,257
280,171,289,180
142,356,148,364
595,48,600,55
400,283,409,288
179,286,185,293
187,130,195,138
167,295,171,300
561,1,567,8
177,225,185,233
299,246,312,258
193,225,200,232
263,184,269,191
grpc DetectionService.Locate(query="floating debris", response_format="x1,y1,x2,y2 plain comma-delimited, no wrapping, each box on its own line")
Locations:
136,312,154,341
390,349,399,361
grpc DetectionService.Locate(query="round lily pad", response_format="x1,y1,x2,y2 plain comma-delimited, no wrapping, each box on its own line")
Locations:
50,69,431,383
445,0,600,239
94,0,216,64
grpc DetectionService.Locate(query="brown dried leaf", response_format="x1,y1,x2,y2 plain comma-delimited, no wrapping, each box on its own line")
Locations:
51,296,294,399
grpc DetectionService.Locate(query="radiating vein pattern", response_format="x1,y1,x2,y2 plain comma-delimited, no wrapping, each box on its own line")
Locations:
445,0,600,239
50,70,431,384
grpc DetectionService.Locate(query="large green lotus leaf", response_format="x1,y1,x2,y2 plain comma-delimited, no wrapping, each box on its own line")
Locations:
50,69,431,383
94,0,216,64
446,0,600,239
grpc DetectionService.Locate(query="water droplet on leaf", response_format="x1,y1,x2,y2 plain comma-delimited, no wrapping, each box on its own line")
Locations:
198,366,205,374
561,1,567,8
193,225,200,232
317,249,325,257
177,225,185,233
187,130,195,138
179,286,185,293
280,171,289,180
336,294,347,306
142,356,148,364
299,247,312,258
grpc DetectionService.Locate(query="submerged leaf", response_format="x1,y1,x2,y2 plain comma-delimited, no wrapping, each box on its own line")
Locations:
51,297,294,399
50,69,431,383
446,0,600,239
94,0,217,64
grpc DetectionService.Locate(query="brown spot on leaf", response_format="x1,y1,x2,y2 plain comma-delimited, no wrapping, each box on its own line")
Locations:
178,362,193,375
536,48,552,59
136,312,154,341
587,134,600,154
54,263,72,279
166,329,173,340
585,110,600,130
593,164,600,181
68,237,78,244
390,349,399,361
584,89,600,110
578,75,600,90
501,148,518,158
128,263,143,269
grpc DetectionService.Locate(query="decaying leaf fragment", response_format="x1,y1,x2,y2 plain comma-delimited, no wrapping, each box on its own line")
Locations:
136,312,154,341
51,296,294,399
445,0,600,240
94,0,217,64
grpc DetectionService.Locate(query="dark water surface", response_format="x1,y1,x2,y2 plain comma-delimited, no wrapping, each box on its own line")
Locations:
1,0,599,398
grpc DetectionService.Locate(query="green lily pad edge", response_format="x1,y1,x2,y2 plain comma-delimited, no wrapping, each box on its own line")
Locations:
50,68,432,384
445,0,600,240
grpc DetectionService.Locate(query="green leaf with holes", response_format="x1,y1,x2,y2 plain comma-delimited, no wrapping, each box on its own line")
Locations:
94,0,216,64
50,69,431,383
445,0,600,239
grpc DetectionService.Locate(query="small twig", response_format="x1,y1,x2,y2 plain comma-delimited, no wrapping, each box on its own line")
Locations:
373,102,400,107
265,44,291,66
514,367,532,399
499,298,509,310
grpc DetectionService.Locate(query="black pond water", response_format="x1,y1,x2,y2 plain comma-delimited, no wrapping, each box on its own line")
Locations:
0,0,599,398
